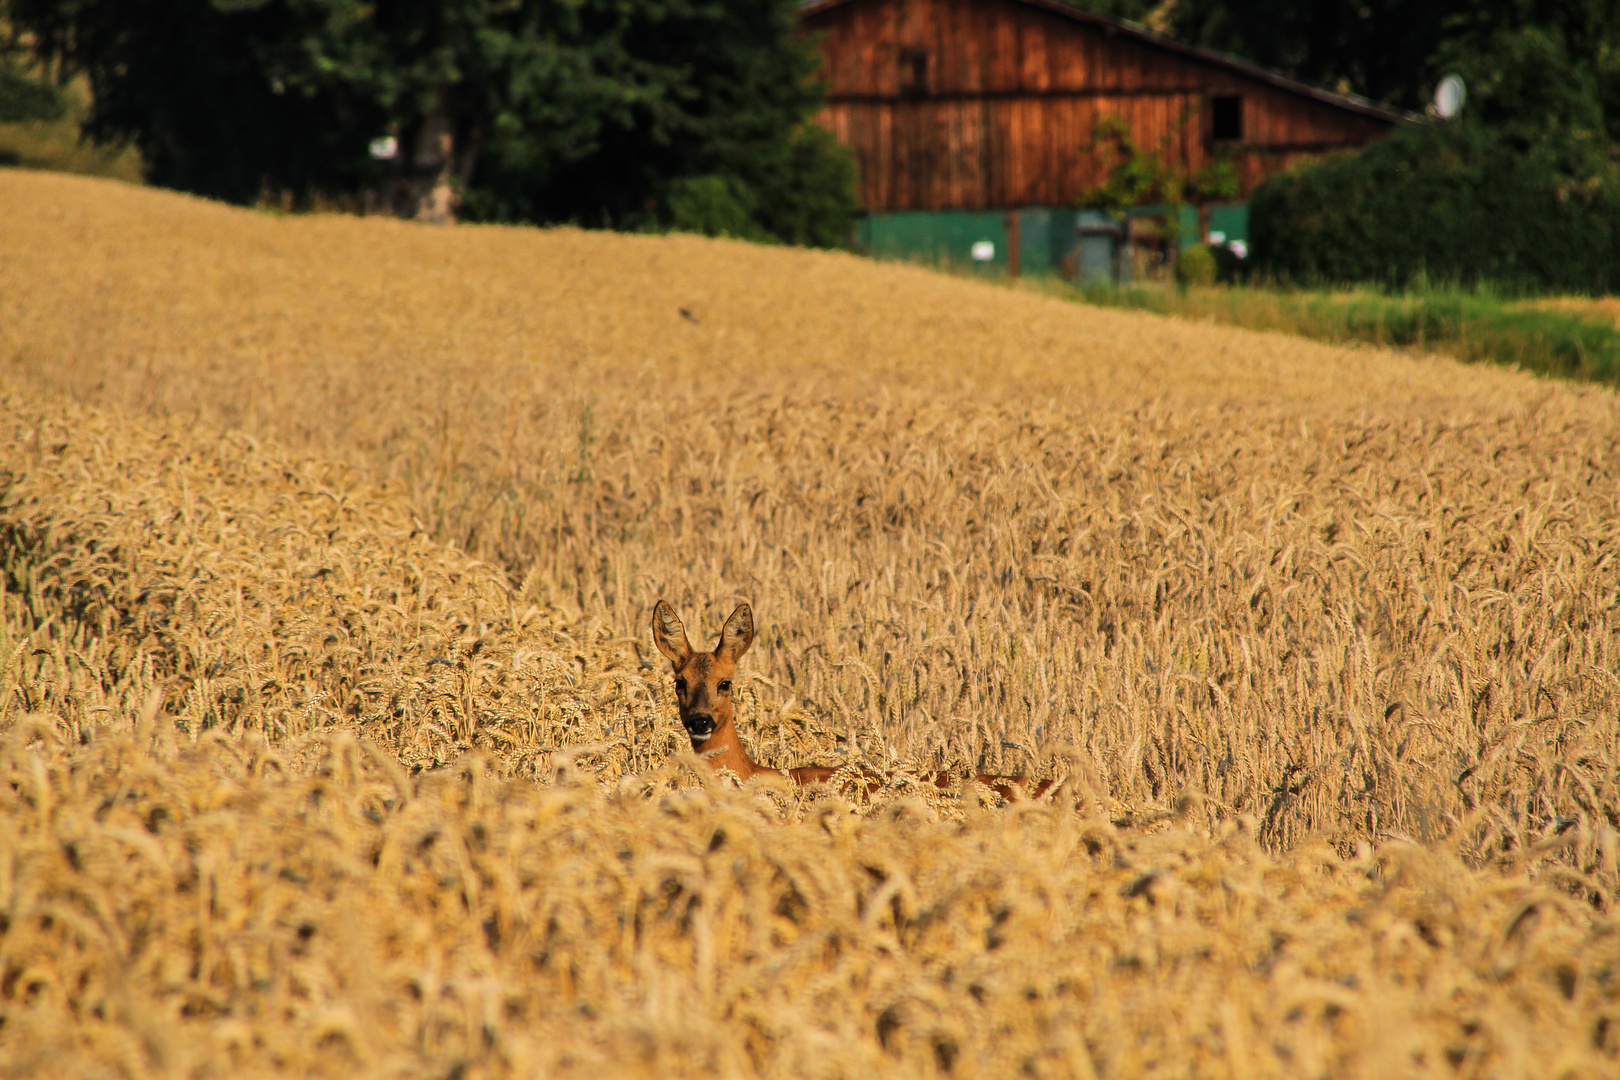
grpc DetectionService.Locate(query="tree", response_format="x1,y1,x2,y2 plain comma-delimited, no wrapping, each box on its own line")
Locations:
1156,0,1467,113
1112,0,1620,125
4,1,387,203
1431,4,1620,148
0,0,856,244
455,0,855,238
0,21,64,123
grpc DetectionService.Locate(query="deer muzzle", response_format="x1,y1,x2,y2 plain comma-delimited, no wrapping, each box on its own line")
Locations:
683,712,716,740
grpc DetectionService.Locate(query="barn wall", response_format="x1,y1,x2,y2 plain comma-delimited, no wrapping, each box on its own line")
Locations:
804,0,1394,212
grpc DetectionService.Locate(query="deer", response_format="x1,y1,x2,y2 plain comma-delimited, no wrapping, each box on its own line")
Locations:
651,600,1053,800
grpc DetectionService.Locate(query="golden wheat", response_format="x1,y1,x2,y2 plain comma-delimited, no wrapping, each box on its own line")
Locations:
0,169,1617,1077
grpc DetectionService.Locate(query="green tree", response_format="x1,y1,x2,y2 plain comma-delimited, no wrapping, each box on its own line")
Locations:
1129,0,1620,125
4,1,388,203
1158,0,1467,112
1,0,856,245
1432,5,1620,149
0,23,63,122
0,61,62,122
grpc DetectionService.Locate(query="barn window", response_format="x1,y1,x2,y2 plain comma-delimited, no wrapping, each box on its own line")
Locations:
899,49,929,96
1212,95,1244,141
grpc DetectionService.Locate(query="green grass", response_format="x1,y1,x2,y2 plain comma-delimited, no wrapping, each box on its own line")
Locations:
1068,281,1620,387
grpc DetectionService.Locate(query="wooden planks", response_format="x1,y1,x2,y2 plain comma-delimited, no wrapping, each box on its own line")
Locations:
804,0,1396,211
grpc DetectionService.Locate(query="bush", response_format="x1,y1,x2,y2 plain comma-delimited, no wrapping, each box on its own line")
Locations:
1175,243,1218,286
1209,242,1250,284
656,125,857,248
1249,121,1620,293
744,124,858,249
665,175,771,242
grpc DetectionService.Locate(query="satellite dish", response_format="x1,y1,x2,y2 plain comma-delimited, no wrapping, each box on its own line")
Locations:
1434,75,1466,120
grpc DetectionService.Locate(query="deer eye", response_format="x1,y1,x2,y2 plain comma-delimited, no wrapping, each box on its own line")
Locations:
673,678,687,695
717,680,732,693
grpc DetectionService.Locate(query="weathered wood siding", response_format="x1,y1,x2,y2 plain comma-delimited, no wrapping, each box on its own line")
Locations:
803,0,1395,211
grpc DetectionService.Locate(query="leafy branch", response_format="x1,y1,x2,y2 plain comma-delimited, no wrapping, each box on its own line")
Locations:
1078,113,1239,219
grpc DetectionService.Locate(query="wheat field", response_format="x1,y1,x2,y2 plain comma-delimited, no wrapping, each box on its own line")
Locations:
0,169,1617,1078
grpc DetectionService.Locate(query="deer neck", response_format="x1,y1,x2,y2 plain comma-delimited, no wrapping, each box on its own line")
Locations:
695,722,773,781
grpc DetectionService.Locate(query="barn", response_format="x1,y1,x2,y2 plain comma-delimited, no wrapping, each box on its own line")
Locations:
799,0,1408,278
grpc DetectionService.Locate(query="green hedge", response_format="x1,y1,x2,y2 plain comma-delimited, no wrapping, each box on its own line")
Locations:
1249,123,1620,294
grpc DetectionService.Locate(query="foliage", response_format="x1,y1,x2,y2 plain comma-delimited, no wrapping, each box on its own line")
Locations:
1082,1,1620,129
0,83,142,178
1077,114,1238,219
1174,242,1217,286
1074,278,1620,384
740,122,858,249
0,0,852,245
3,0,385,202
1062,0,1163,25
0,28,140,176
665,174,772,242
447,0,850,242
1248,119,1620,292
1431,1,1620,142
0,57,61,122
1189,0,1620,294
1156,0,1469,112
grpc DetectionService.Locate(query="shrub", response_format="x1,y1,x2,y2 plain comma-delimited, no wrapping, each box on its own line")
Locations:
654,125,857,248
1249,121,1620,293
743,123,858,249
665,175,771,242
1175,243,1218,286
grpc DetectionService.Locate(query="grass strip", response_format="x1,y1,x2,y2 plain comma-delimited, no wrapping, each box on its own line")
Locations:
1071,281,1620,385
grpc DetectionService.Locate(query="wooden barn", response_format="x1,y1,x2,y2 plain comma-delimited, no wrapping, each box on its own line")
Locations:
799,0,1408,277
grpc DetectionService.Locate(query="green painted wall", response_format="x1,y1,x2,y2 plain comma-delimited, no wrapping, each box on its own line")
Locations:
858,209,1086,276
1208,203,1249,244
1015,208,1081,276
857,211,1012,272
857,202,1250,275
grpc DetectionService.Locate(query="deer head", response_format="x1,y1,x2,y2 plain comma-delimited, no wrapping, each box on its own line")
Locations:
651,600,765,778
648,599,1050,797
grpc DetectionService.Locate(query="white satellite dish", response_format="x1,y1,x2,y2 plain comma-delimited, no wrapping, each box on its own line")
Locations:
1434,74,1466,120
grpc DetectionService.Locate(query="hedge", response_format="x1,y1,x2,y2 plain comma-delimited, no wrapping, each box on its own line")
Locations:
1249,123,1620,294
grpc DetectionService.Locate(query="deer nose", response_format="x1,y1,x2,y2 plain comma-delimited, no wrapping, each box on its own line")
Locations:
684,712,715,739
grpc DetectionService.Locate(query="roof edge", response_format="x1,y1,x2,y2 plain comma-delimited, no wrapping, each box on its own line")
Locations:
798,0,1416,125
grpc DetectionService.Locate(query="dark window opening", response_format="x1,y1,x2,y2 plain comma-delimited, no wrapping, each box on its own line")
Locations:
899,49,929,96
1212,95,1243,141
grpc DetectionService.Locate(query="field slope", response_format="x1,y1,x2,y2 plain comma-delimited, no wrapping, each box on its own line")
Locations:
0,169,1617,1079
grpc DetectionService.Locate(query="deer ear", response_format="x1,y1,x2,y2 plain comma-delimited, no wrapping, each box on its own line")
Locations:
716,603,755,662
651,601,692,667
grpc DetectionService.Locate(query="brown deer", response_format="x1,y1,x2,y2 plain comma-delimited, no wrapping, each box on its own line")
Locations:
651,600,1053,799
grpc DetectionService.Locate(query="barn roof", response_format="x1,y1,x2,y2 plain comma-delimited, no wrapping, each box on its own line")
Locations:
798,0,1413,126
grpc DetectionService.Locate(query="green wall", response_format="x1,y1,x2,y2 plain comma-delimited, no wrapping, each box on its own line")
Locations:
857,203,1250,275
1208,203,1249,245
856,211,1014,272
